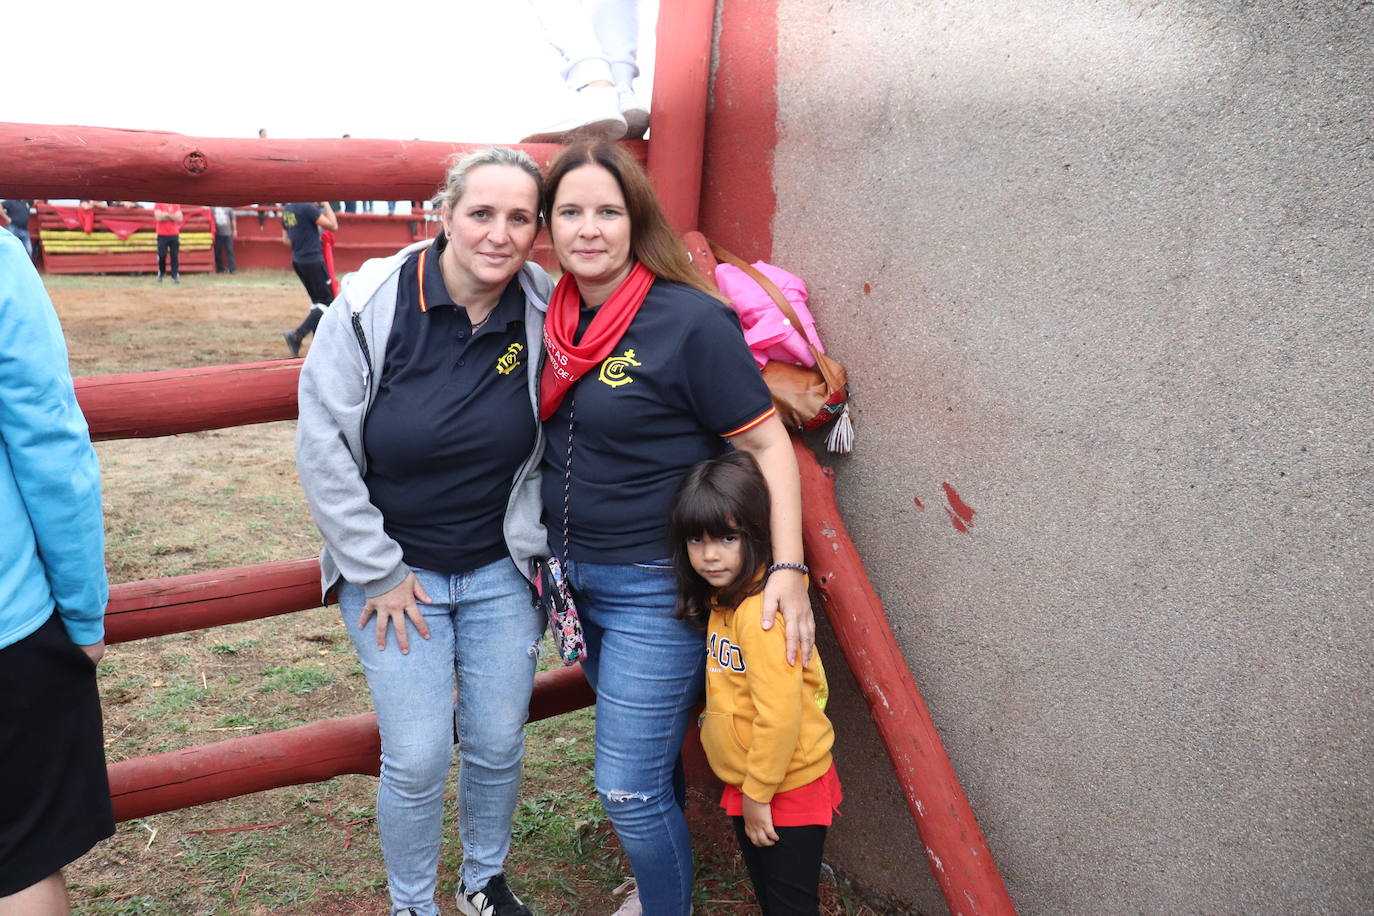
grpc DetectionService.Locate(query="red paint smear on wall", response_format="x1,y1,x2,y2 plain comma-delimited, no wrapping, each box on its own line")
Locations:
942,483,975,532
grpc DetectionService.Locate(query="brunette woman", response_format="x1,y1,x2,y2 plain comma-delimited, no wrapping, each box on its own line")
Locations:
540,139,815,916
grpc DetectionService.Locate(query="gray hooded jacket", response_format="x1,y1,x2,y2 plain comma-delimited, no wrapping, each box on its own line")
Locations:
295,239,553,599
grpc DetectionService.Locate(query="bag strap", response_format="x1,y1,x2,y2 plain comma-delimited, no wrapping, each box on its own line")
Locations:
708,241,843,391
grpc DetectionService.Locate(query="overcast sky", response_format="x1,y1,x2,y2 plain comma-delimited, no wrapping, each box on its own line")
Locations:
7,0,657,143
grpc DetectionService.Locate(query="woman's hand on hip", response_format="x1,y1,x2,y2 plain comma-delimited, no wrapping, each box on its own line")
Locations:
762,568,815,667
359,572,432,653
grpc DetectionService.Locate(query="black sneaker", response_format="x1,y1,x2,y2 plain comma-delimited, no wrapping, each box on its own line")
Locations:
282,330,301,358
455,873,532,916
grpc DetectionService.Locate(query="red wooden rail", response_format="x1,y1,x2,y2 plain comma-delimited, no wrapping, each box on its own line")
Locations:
0,122,648,205
110,666,596,822
795,441,1017,915
645,0,714,233
75,360,301,441
106,558,321,644
40,1,1016,901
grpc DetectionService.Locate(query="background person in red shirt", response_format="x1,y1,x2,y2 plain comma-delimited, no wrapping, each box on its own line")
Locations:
152,203,184,283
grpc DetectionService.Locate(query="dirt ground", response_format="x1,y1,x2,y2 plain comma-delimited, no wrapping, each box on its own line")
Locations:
50,271,316,376
41,272,887,916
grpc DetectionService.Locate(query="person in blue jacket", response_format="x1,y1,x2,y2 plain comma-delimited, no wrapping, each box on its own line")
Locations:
0,231,115,914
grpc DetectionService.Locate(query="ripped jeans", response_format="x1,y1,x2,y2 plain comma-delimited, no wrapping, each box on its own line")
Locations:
339,559,543,916
566,557,707,916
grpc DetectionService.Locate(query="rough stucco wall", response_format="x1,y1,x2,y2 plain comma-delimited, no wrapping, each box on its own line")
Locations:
768,2,1373,912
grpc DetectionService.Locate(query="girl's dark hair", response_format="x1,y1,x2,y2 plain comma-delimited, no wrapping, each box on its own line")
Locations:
668,450,773,629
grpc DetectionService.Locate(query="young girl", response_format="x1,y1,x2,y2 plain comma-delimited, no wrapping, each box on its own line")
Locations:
670,451,843,915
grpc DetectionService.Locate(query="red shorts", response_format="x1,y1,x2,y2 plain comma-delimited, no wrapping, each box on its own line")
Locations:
721,761,843,827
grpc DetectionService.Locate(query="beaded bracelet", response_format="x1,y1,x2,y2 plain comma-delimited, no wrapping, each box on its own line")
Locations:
767,562,809,577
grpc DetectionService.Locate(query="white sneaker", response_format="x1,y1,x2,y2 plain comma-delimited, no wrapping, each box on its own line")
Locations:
609,879,693,915
617,84,650,139
523,85,627,143
456,872,532,916
610,880,642,916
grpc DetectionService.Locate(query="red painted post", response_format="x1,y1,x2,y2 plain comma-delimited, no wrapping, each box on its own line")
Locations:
794,442,1018,915
0,122,646,205
109,666,596,821
75,360,301,441
700,0,781,262
646,0,715,232
105,558,324,644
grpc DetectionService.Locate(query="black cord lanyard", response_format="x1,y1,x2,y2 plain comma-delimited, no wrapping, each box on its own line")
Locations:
560,392,575,567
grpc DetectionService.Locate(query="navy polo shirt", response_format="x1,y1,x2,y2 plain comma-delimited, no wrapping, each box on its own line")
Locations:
363,234,536,575
2,200,31,231
283,203,324,263
541,279,774,563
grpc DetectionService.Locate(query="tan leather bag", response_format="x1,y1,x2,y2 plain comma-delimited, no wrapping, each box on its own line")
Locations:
708,243,854,453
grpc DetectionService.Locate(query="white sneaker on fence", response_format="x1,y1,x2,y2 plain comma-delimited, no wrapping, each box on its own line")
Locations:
618,85,650,139
523,85,627,143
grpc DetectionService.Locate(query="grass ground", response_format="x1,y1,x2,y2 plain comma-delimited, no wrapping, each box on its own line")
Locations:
49,270,888,915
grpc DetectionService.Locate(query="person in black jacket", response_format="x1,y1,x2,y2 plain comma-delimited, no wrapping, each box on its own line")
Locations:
281,200,339,356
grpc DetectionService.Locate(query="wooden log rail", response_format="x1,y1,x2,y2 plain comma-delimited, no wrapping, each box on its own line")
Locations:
0,122,647,205
110,666,596,821
105,558,322,644
75,360,301,440
795,441,1017,914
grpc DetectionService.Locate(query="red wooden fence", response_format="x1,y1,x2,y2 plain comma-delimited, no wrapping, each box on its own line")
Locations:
105,558,320,645
74,354,1017,916
0,123,644,206
22,0,1018,906
110,668,596,822
76,360,301,441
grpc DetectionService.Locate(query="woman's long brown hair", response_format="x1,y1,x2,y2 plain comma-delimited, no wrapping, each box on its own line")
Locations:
544,138,725,301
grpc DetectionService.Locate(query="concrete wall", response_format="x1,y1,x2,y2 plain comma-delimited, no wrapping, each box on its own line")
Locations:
740,2,1370,912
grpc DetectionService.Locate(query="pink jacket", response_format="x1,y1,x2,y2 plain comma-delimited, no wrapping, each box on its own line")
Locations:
714,261,826,368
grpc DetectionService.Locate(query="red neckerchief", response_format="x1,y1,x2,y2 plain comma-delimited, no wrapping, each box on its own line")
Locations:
539,262,654,420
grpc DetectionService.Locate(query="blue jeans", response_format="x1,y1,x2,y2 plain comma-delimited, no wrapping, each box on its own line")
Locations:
566,558,706,916
340,559,544,916
6,226,31,257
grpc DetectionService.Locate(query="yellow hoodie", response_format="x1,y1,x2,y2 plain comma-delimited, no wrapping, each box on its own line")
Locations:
699,586,835,803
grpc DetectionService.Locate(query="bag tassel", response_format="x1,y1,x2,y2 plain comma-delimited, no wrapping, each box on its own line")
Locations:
825,403,855,455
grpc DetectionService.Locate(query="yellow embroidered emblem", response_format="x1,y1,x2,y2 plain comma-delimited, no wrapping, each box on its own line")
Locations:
598,348,641,388
495,342,524,375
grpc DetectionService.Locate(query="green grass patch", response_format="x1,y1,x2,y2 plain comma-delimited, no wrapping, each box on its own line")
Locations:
135,682,210,720
260,665,336,696
209,638,260,656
